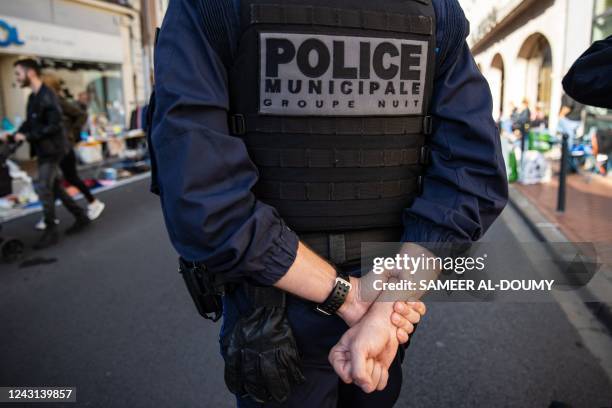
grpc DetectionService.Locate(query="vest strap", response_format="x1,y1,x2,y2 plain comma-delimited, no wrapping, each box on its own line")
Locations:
229,114,246,136
419,145,430,165
230,114,425,135
423,115,433,135
250,4,433,35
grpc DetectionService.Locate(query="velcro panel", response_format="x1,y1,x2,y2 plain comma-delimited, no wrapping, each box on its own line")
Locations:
251,4,433,35
250,147,420,167
255,179,416,200
244,115,423,135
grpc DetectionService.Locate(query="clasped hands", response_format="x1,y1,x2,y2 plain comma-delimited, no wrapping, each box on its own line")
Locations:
330,243,439,394
331,276,426,394
276,242,436,394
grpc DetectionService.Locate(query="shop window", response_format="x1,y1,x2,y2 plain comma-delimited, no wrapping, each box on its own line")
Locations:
490,53,505,121
101,0,133,7
517,33,553,119
41,59,125,139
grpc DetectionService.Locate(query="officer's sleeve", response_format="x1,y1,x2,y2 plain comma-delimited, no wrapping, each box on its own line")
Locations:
151,0,298,285
562,36,612,109
402,0,508,244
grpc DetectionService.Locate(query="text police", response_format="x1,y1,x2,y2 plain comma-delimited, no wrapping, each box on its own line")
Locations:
260,33,428,116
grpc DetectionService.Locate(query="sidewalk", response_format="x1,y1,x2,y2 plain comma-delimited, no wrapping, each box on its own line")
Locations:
513,173,612,243
509,173,612,331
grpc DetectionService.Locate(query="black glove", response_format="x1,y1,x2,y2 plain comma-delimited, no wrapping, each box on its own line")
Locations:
224,306,306,403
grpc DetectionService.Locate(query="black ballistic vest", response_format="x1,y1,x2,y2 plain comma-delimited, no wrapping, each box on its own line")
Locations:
229,0,436,263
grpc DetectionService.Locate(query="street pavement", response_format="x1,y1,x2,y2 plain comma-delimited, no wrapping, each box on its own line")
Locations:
1,177,611,408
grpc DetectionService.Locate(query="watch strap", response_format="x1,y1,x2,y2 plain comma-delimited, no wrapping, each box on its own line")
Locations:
316,272,352,316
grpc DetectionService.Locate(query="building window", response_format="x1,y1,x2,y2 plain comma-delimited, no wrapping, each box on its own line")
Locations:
517,33,553,119
593,0,612,41
101,0,133,7
41,59,125,137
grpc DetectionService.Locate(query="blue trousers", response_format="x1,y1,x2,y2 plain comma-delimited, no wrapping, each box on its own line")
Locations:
220,286,405,408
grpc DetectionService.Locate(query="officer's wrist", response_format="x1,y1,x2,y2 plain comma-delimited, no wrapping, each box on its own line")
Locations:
336,277,372,327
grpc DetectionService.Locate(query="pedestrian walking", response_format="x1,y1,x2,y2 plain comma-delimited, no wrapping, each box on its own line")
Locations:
35,74,105,231
1,59,90,249
558,94,584,149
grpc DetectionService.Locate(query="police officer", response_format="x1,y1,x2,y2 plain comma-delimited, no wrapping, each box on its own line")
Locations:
149,0,508,406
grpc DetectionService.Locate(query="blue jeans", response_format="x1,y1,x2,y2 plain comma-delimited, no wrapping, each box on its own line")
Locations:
557,118,580,149
219,286,405,408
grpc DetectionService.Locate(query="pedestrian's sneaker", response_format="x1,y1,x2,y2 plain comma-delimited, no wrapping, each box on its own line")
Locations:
34,218,59,231
33,227,59,250
87,200,105,220
65,215,91,235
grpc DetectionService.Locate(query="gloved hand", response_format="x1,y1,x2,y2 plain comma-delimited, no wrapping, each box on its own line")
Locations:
224,306,306,403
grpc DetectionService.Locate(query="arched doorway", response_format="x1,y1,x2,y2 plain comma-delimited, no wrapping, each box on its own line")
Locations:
517,33,552,119
489,53,505,121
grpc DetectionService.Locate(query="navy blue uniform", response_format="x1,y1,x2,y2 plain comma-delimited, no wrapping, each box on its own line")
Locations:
150,0,507,406
563,35,612,110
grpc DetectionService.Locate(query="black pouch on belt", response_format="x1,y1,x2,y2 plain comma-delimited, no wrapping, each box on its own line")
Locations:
178,258,223,322
223,285,305,404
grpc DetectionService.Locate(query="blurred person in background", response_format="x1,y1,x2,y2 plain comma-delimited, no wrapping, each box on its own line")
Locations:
499,102,518,135
530,102,548,129
515,98,531,153
509,101,519,124
0,59,90,249
38,74,106,231
76,91,90,113
77,91,93,135
558,93,584,151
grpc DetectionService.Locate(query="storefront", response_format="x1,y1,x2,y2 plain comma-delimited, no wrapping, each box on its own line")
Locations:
0,1,150,220
466,0,596,130
0,0,147,160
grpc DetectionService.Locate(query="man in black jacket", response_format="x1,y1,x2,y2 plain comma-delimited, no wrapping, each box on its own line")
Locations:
32,74,106,231
9,59,90,249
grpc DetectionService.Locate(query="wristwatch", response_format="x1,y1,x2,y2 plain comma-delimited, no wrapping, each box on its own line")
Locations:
315,271,352,316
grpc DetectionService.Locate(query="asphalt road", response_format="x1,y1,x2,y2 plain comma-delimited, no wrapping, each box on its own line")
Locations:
1,177,611,408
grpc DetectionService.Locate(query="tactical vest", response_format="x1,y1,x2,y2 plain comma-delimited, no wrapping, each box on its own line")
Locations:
229,0,436,264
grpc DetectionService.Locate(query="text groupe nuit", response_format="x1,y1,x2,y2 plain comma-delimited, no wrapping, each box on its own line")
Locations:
262,37,424,111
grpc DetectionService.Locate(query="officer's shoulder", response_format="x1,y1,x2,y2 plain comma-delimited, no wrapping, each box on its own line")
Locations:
432,0,470,39
196,0,239,67
431,0,470,69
